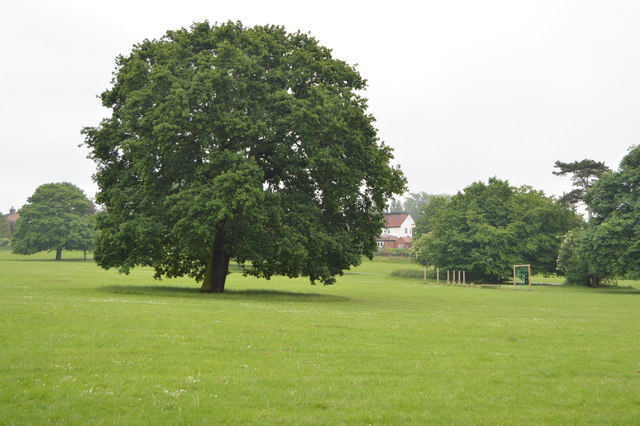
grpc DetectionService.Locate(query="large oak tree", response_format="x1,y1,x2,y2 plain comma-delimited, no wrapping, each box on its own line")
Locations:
83,21,405,293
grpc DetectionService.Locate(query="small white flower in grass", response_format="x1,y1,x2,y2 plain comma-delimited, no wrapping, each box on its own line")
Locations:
163,388,187,397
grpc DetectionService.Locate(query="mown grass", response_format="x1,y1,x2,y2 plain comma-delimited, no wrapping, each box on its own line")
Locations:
1,250,639,424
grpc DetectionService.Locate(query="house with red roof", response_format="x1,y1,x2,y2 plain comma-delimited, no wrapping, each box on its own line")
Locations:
377,212,415,250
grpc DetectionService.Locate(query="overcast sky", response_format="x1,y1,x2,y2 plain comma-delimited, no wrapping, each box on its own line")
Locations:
2,0,640,211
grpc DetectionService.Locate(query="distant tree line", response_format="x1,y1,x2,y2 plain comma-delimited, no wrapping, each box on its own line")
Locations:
386,192,451,223
407,146,640,286
410,178,579,283
0,214,11,246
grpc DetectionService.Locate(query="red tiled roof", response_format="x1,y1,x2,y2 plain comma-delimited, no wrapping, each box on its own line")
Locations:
384,213,410,228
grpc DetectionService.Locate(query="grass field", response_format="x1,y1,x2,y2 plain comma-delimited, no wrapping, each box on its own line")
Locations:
1,250,639,424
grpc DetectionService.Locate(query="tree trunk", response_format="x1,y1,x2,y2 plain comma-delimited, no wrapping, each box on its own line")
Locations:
200,223,231,293
55,248,62,261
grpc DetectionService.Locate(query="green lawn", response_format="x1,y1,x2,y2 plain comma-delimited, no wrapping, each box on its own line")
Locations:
1,250,639,424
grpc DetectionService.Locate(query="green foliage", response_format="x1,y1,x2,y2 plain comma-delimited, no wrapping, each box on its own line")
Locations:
377,248,411,257
390,268,424,279
83,21,405,292
386,198,404,212
389,268,420,279
0,215,10,239
386,192,452,222
553,158,610,216
411,178,580,283
571,145,640,281
413,195,451,237
402,192,451,222
557,226,615,287
11,183,94,260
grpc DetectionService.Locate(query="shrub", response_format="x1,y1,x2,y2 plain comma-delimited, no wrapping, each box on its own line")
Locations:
390,269,424,279
377,248,410,257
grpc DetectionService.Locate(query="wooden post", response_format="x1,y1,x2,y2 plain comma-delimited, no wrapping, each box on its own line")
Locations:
463,270,466,284
447,270,450,284
436,268,440,284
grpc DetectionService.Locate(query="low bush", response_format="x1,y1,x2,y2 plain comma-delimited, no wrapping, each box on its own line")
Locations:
390,269,424,279
377,248,410,257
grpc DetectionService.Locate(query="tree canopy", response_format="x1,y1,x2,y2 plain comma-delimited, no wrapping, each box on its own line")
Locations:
411,178,579,283
385,198,404,213
558,146,640,285
413,195,451,238
83,21,405,293
553,159,610,218
11,183,95,260
0,214,10,240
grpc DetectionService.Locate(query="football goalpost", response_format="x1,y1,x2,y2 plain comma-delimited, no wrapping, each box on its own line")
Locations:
513,264,531,288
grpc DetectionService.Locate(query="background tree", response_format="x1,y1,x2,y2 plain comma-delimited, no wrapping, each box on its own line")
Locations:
558,145,640,285
0,214,10,247
386,198,404,213
413,195,451,237
556,225,617,287
83,21,405,293
553,159,610,219
401,192,450,221
411,178,579,283
11,183,95,260
0,214,10,239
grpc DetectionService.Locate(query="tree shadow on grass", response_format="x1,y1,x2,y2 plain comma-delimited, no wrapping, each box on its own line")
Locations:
596,287,640,295
10,257,94,262
98,285,350,303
